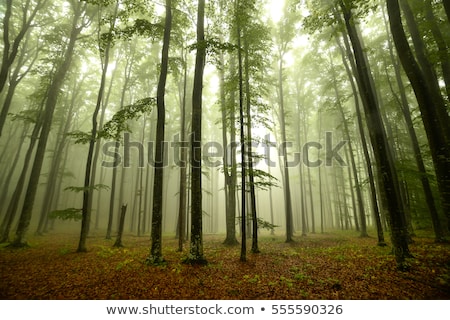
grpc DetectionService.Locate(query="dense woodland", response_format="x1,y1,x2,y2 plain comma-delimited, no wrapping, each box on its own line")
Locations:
1,0,450,282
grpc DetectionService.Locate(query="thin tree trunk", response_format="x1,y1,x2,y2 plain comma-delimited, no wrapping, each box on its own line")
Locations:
186,0,207,265
336,31,386,246
78,2,115,252
147,0,172,264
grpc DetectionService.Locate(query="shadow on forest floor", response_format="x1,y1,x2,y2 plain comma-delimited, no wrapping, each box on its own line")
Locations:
0,230,449,299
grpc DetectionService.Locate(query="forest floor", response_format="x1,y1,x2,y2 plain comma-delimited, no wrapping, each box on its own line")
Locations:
0,230,449,299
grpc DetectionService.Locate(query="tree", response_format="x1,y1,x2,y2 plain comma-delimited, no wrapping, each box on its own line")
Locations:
146,0,172,265
387,0,450,232
184,0,207,265
11,0,87,247
338,0,410,269
78,0,119,253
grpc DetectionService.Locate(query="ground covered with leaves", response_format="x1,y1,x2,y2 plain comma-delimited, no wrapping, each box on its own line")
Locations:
1,231,449,299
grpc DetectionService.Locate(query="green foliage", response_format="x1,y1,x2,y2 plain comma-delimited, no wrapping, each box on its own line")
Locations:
49,208,82,221
99,97,156,140
236,216,279,231
64,184,111,193
66,130,92,144
9,110,39,124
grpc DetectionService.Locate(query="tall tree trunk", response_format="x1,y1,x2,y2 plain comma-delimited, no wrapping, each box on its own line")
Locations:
36,81,78,235
13,2,84,247
236,0,247,262
78,1,116,252
329,56,368,237
177,45,188,251
387,0,450,233
222,54,239,246
243,37,259,254
278,54,294,243
186,0,207,265
340,1,410,269
335,31,386,246
0,0,45,135
147,0,172,264
381,5,444,241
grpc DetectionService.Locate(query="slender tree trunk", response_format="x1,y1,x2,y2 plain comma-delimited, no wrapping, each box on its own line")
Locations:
336,31,386,246
185,0,207,265
243,37,259,254
36,83,77,235
278,54,294,242
177,45,188,251
147,0,172,264
222,54,239,246
236,0,247,262
329,56,368,237
0,0,45,136
78,2,116,252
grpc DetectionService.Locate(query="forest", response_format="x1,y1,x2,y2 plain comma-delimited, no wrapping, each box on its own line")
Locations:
0,0,450,300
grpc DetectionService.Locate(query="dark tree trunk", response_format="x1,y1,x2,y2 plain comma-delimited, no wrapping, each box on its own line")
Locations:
236,0,247,262
147,0,172,264
221,54,239,246
278,55,294,243
13,3,84,247
177,45,188,252
336,30,386,246
381,5,445,242
113,204,127,248
185,0,207,265
340,1,410,269
243,37,260,254
0,0,43,135
387,0,450,233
